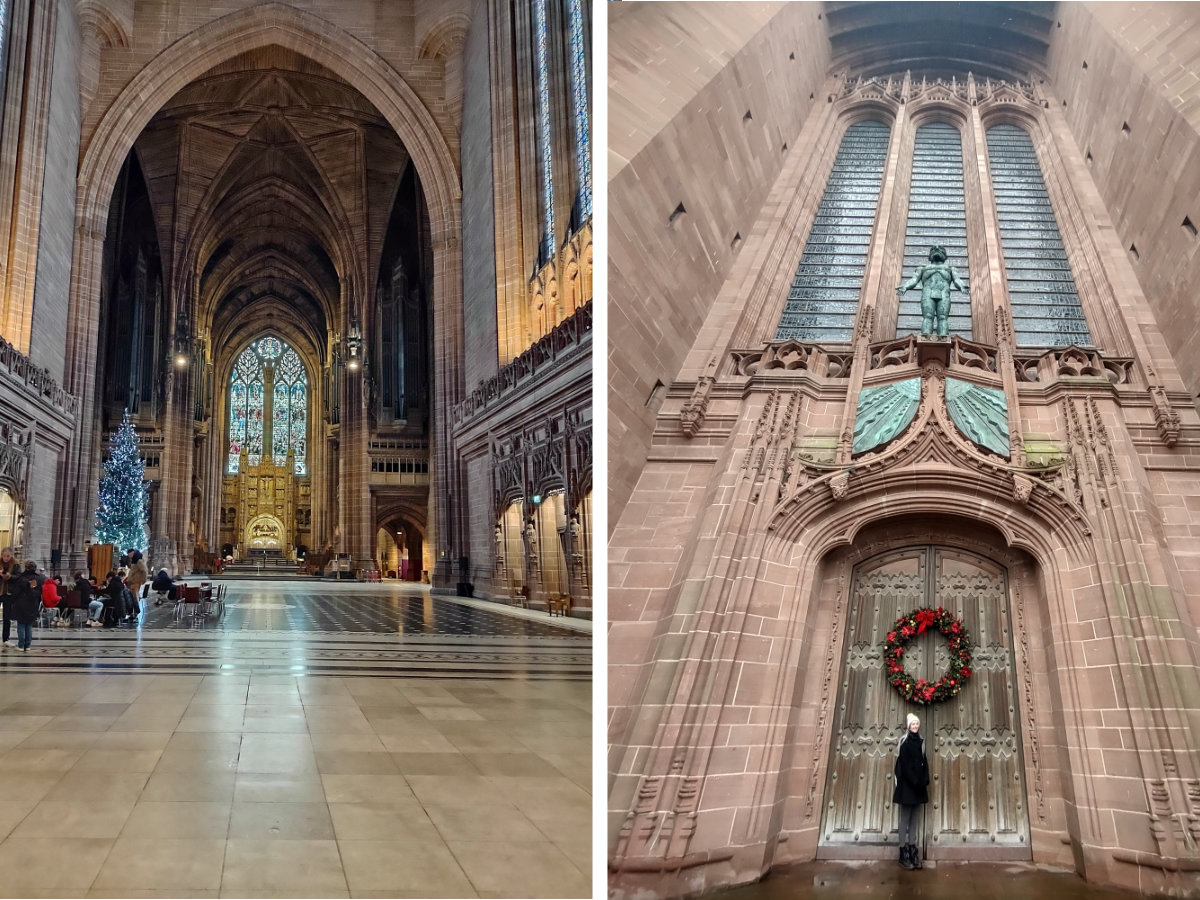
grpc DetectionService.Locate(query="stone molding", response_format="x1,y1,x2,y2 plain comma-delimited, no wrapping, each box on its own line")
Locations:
0,334,79,419
453,300,592,426
0,416,33,501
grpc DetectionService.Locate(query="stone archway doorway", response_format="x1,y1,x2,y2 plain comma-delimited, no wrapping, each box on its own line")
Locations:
818,544,1031,861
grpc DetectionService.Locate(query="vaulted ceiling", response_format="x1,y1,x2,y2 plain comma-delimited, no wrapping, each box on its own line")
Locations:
133,46,414,364
824,1,1057,81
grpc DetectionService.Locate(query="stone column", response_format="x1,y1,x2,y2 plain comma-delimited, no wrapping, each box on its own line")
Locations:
338,322,372,575
430,226,465,590
156,330,194,576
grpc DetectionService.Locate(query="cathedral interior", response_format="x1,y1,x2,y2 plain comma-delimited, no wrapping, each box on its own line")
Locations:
610,3,1200,898
0,2,592,897
0,0,592,609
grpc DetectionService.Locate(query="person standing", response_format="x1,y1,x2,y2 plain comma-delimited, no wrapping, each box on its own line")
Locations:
126,551,149,611
10,561,44,651
0,547,19,645
893,712,930,870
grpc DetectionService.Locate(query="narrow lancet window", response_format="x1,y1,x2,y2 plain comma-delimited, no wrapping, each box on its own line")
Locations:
566,0,591,222
775,120,891,343
533,0,555,263
898,123,971,338
986,124,1091,347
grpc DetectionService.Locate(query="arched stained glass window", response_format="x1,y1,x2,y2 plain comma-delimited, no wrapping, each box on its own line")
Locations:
898,122,971,338
986,124,1091,347
228,337,308,475
775,120,891,343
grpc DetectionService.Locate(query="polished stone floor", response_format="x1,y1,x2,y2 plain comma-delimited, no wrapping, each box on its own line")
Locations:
0,581,591,897
718,859,1145,900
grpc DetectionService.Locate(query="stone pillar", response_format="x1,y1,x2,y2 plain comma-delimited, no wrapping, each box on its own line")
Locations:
338,344,372,576
157,350,194,575
430,226,465,590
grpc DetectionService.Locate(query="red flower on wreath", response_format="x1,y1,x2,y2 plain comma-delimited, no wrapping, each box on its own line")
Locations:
882,606,973,705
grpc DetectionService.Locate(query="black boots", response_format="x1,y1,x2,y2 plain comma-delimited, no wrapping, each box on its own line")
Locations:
898,843,923,870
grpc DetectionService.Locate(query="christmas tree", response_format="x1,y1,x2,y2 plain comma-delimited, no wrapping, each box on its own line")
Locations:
94,409,149,553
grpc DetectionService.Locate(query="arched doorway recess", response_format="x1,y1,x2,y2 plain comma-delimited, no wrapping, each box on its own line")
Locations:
818,542,1030,860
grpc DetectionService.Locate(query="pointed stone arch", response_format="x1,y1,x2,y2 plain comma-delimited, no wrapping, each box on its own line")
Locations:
64,3,464,570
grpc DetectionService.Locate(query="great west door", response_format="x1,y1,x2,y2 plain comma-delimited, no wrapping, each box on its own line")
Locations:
818,545,1030,859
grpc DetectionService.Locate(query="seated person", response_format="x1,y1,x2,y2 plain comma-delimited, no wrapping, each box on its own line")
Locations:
40,575,62,626
101,571,124,626
150,568,177,604
73,572,104,626
112,567,137,622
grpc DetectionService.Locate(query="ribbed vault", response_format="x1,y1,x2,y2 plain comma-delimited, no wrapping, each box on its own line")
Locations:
132,44,414,361
825,1,1057,81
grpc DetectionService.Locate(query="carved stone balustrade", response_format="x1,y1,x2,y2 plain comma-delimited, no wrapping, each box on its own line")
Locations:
729,341,852,379
1014,346,1134,386
453,300,592,425
0,335,79,418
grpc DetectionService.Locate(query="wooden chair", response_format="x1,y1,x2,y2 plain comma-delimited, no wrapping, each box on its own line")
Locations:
548,592,571,617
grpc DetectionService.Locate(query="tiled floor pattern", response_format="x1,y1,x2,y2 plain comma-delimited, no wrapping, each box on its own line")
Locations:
0,581,591,897
0,672,591,898
10,582,591,680
113,581,591,638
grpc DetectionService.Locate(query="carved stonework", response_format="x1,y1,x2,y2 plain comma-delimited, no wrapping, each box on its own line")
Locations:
1150,386,1181,447
1015,346,1133,385
830,470,850,500
0,418,33,500
679,376,712,437
731,341,851,379
1012,473,1035,505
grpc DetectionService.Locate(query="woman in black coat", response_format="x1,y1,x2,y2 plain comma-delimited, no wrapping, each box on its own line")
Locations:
9,561,44,650
893,712,929,870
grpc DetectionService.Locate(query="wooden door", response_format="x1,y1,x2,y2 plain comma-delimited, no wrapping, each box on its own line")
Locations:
818,545,1029,859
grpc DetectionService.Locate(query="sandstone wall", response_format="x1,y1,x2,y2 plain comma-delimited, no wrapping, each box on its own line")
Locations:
608,2,829,531
29,0,81,385
460,0,498,394
1048,2,1200,402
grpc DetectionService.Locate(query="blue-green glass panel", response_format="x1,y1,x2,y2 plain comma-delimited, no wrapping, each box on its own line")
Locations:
986,125,1092,347
776,120,891,343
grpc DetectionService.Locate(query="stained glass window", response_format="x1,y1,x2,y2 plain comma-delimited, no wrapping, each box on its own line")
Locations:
227,337,308,474
566,0,591,221
775,120,892,343
0,0,9,139
273,348,307,475
986,124,1091,347
898,122,971,338
533,0,555,248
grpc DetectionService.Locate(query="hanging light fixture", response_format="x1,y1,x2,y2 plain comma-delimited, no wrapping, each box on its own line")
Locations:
171,308,191,368
345,318,363,371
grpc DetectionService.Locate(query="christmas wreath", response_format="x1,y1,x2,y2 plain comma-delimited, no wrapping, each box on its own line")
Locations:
884,606,973,705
